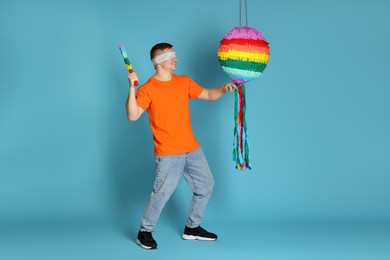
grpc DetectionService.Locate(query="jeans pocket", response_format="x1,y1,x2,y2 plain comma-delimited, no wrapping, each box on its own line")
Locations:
154,156,161,164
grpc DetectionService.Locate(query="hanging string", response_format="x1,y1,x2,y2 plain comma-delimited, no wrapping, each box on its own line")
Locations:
239,0,248,27
233,0,252,170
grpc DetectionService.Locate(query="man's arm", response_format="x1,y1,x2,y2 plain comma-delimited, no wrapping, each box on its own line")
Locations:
126,72,145,121
197,83,237,101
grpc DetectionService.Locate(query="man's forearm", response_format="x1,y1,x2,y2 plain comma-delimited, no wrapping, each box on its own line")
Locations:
207,86,227,101
126,86,140,120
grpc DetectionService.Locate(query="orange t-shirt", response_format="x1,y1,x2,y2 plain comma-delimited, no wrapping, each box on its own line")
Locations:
136,74,204,156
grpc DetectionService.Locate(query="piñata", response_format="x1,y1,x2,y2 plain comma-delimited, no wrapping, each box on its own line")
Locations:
217,26,270,170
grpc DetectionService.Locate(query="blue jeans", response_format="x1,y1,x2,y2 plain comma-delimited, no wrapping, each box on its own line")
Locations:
140,148,214,232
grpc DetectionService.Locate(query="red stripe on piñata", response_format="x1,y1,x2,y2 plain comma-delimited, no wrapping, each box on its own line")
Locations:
220,38,269,49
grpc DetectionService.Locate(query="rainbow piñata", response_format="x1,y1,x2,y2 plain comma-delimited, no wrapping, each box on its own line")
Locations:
217,26,270,170
217,26,269,84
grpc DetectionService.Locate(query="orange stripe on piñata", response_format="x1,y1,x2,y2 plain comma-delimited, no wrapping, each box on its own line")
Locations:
218,44,270,55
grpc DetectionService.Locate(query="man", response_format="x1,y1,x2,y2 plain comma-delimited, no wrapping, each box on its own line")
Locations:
126,42,235,250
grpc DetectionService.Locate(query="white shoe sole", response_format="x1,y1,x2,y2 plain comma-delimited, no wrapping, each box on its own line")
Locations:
182,234,217,241
136,239,156,249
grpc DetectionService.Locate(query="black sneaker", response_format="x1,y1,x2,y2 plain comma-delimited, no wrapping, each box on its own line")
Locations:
136,231,157,249
182,226,218,241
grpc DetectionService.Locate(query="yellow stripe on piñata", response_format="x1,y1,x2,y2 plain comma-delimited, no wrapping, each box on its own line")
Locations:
217,50,269,64
125,64,133,70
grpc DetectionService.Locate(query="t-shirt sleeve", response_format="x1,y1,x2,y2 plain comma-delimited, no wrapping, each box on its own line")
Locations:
187,76,204,99
135,85,151,110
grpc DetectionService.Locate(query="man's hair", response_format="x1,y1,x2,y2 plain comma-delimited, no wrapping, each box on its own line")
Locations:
150,42,173,60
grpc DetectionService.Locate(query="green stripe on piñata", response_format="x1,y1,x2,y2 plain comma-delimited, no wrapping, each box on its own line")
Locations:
219,59,267,73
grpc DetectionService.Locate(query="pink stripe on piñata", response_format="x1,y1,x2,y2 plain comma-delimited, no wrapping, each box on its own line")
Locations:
224,26,266,41
229,78,246,84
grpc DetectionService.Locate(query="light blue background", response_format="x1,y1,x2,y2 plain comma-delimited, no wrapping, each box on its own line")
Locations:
1,0,390,258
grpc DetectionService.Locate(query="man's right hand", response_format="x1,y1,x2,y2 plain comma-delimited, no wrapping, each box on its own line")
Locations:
128,72,139,88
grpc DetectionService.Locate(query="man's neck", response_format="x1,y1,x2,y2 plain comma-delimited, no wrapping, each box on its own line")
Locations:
154,70,172,81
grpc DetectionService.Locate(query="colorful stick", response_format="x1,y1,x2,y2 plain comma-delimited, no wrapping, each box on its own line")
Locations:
119,44,138,86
